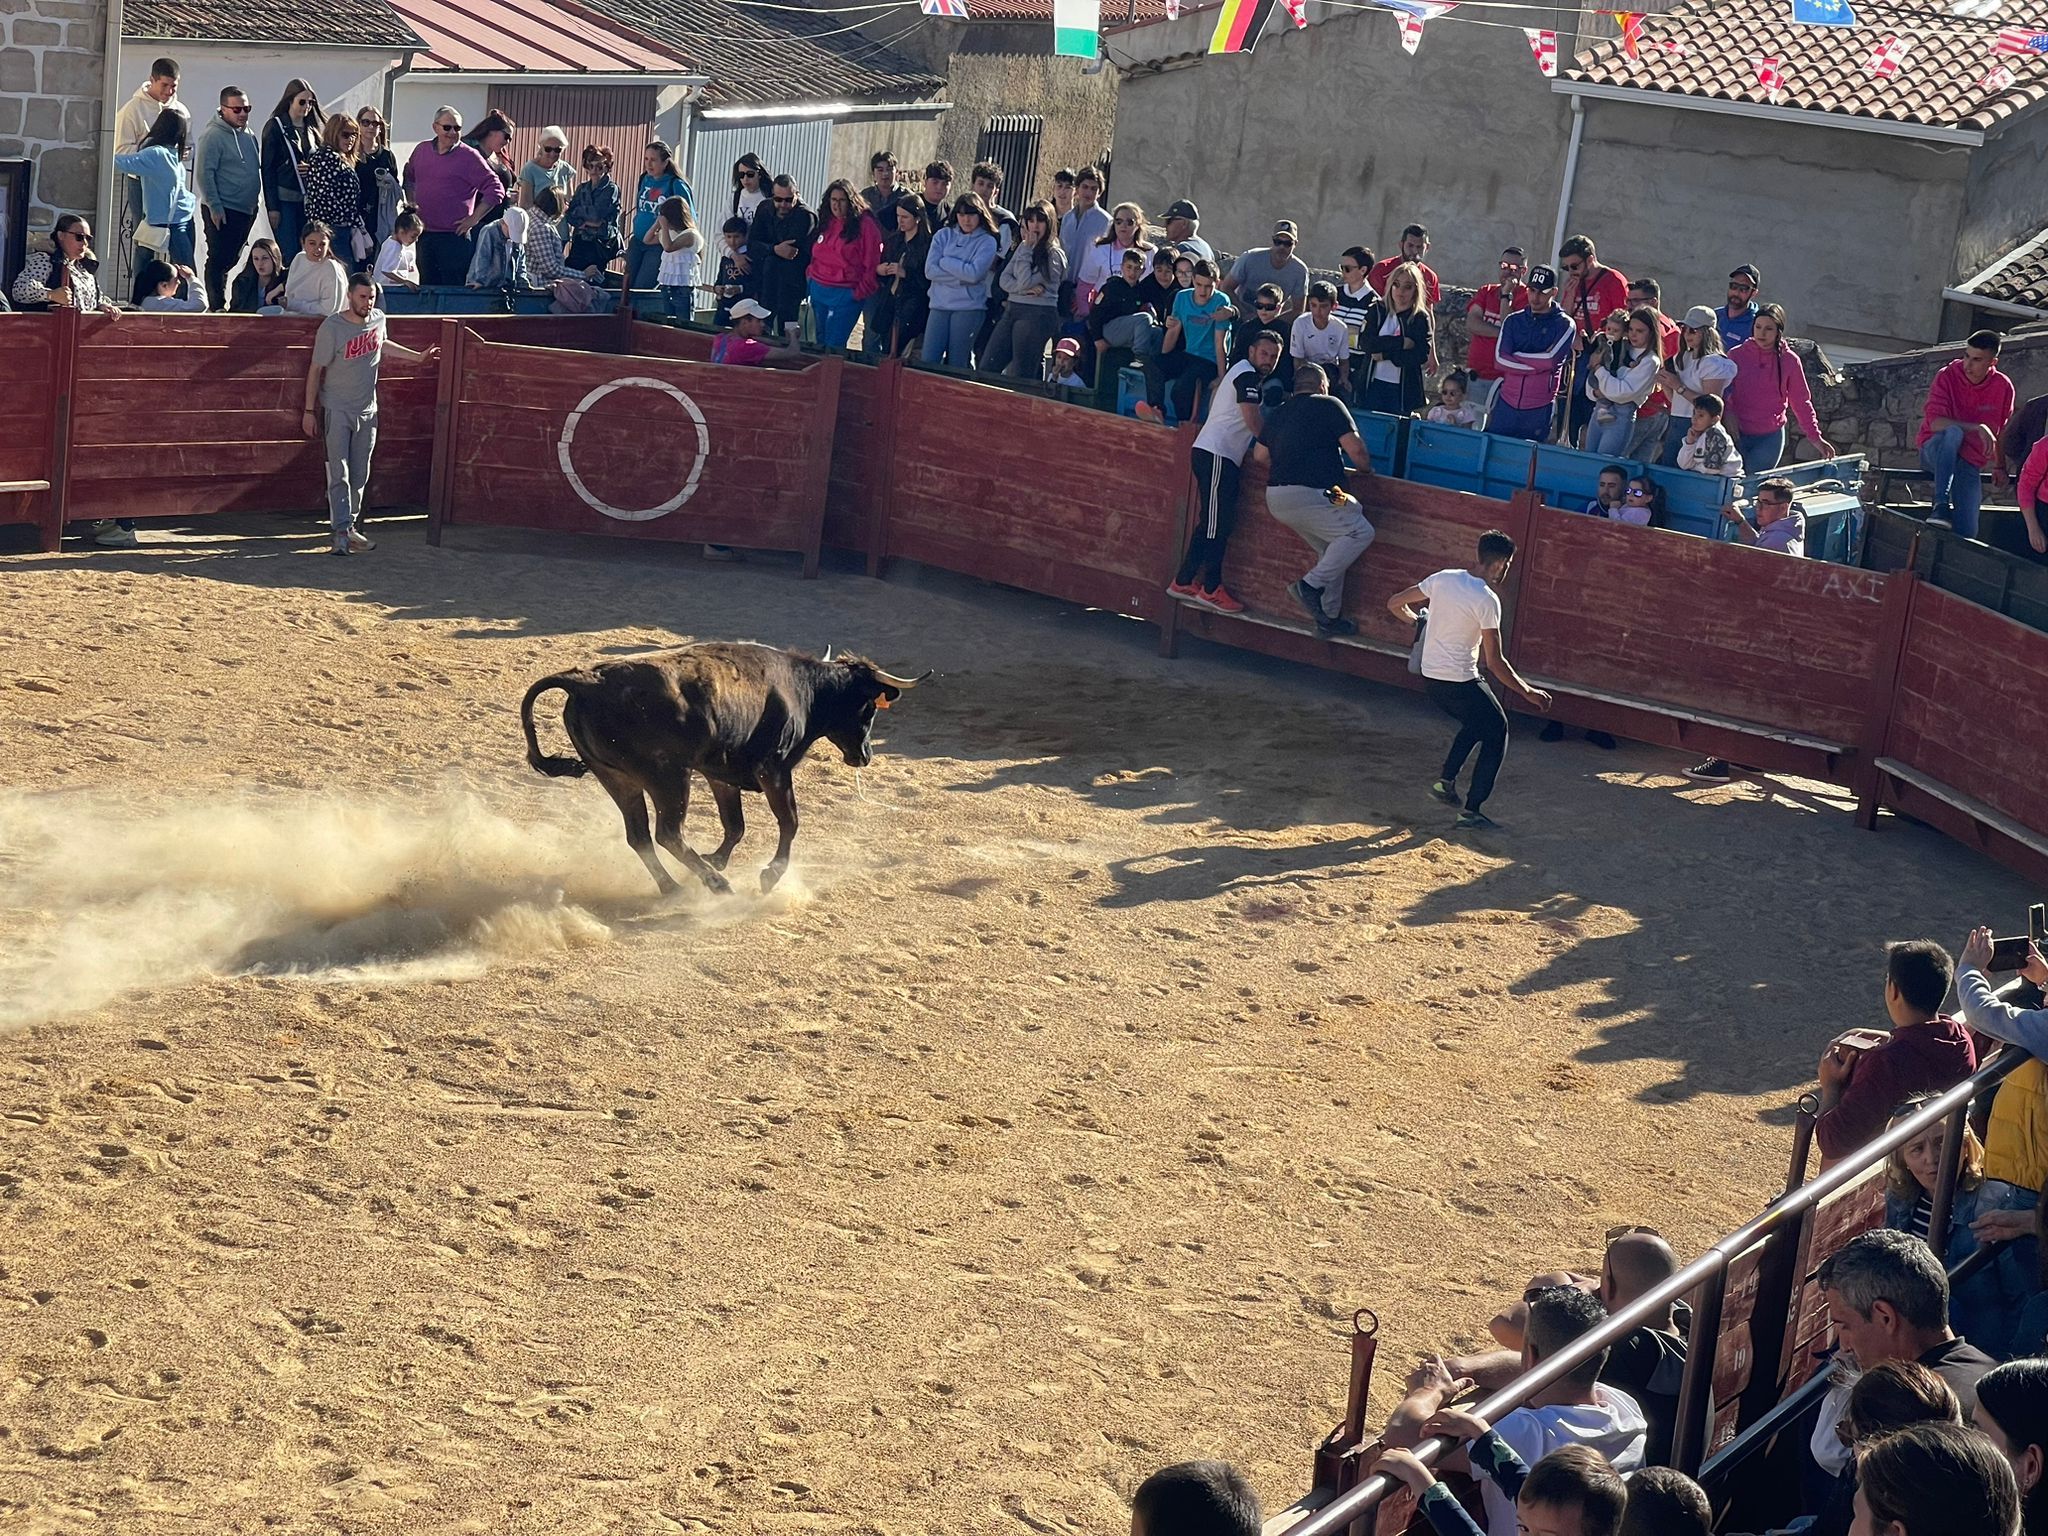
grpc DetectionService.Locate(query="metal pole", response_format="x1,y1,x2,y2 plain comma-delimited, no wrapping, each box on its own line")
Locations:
1668,1264,1728,1476
1926,1099,1969,1253
1785,1093,1819,1195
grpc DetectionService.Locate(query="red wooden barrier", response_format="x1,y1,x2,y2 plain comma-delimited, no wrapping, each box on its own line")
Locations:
876,367,1185,621
1511,508,1890,779
433,329,841,574
0,312,60,541
1168,455,1536,691
1860,582,2048,883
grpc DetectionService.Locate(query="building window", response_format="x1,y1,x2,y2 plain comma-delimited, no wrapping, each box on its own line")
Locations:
976,114,1044,206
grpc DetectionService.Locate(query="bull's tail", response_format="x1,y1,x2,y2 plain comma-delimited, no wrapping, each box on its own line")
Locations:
520,674,591,779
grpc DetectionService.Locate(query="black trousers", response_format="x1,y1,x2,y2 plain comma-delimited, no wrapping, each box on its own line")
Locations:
417,230,474,286
1144,349,1218,420
202,206,256,312
1426,677,1509,812
1177,447,1242,590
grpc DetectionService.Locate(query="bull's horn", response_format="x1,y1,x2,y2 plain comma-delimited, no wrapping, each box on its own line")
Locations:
822,644,835,662
874,668,932,690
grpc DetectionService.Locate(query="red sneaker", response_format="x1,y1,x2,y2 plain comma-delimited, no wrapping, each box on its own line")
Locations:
1200,584,1246,614
1133,401,1165,423
1166,579,1202,601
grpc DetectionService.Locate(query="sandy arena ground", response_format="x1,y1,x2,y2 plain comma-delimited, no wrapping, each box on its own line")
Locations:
0,513,2031,1534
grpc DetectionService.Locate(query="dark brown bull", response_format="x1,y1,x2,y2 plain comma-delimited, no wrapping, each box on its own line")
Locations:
520,642,928,895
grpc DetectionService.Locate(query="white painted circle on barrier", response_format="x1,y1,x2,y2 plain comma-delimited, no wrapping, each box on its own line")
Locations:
557,376,711,522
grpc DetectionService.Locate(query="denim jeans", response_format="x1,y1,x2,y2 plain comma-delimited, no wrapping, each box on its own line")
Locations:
1583,407,1637,459
625,239,661,295
809,278,861,350
1103,312,1163,356
1738,427,1785,472
922,307,980,369
1919,423,1986,538
272,201,305,267
1658,412,1689,467
662,284,691,321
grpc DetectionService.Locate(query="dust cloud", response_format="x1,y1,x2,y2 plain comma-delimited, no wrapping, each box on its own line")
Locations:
0,787,674,1028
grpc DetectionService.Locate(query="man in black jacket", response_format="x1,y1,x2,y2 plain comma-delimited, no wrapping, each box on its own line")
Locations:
748,175,816,340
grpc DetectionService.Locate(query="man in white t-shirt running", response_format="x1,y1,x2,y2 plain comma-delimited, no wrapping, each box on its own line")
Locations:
1168,329,1283,615
1386,529,1553,829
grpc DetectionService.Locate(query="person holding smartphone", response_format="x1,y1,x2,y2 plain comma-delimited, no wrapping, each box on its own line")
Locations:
1813,941,1976,1168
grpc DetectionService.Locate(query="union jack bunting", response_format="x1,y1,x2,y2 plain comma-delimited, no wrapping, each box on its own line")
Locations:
920,0,969,16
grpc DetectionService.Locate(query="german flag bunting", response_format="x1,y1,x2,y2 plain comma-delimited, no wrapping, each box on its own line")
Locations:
1209,0,1278,52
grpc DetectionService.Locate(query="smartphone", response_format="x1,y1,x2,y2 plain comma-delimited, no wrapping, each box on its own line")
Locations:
1989,935,2034,971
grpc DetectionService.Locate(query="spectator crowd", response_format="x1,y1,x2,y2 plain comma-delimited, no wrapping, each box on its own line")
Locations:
9,55,2047,567
1119,931,2048,1536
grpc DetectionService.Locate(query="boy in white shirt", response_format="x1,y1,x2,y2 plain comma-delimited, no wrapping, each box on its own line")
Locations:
376,210,423,290
1289,280,1350,397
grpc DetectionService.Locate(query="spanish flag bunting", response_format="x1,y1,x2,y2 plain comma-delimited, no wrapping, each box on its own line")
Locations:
1605,9,1646,55
1209,0,1277,51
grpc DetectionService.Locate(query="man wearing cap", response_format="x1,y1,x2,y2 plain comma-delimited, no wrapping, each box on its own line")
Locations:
1223,220,1310,319
1259,362,1377,639
1464,247,1529,418
712,297,795,366
1486,265,1575,442
1163,199,1213,261
1718,265,1761,347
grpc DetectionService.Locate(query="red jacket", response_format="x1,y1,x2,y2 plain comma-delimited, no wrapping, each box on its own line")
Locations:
1814,1016,1978,1159
1560,262,1630,341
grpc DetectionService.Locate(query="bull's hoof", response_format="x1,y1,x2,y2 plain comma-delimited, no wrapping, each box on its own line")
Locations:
703,869,734,896
706,847,733,871
759,863,786,894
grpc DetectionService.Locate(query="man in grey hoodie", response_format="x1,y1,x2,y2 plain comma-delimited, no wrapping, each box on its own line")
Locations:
197,85,262,311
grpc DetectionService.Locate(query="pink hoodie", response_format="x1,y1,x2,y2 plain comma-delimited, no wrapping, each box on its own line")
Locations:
1725,338,1825,444
807,212,883,297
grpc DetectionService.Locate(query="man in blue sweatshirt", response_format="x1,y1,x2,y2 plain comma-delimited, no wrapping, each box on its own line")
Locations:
197,85,262,312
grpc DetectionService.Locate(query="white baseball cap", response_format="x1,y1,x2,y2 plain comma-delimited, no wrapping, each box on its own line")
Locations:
729,298,773,321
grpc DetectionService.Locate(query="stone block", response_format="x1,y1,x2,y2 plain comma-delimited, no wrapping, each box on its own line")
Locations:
0,0,30,15
1866,420,1899,450
39,45,100,95
64,98,93,140
24,95,58,139
11,15,56,41
66,19,101,47
35,144,97,212
0,95,18,135
0,45,33,91
0,136,25,157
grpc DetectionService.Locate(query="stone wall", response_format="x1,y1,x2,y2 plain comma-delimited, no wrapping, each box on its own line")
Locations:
1811,329,2048,468
1,0,107,227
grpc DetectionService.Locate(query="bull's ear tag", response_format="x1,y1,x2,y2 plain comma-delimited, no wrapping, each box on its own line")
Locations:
875,696,893,710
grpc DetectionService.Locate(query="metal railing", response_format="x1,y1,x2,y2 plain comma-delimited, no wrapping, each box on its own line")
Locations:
1282,1047,2029,1536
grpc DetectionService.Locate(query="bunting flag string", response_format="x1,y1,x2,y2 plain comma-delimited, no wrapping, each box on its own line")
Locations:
1994,23,2048,49
1606,8,1645,53
1980,60,2016,91
1053,0,1098,54
1165,0,1180,16
1207,0,1276,50
1283,0,1309,27
919,0,968,14
1756,54,1785,100
1523,25,1556,71
1865,31,1908,73
1399,11,1424,46
1950,0,2001,14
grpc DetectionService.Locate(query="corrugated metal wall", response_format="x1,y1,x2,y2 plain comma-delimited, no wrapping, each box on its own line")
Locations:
686,117,834,223
490,84,660,196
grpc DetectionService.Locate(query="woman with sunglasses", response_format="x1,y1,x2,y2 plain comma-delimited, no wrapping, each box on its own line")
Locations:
113,108,199,303
261,79,323,258
518,127,575,240
625,141,693,294
731,155,770,224
12,215,120,314
803,178,881,352
354,108,402,250
402,107,505,286
1071,199,1147,318
302,115,366,264
565,145,622,278
1654,307,1738,467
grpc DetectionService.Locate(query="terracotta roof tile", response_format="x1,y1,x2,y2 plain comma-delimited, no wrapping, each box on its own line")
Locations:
1561,0,2048,133
1961,228,2048,310
967,0,1170,23
586,0,946,104
124,0,424,47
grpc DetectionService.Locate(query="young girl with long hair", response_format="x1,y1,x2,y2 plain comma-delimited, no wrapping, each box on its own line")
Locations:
647,194,701,321
1584,306,1662,457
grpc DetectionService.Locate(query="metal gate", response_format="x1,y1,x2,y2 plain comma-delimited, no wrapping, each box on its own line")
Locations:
975,114,1044,207
686,117,834,224
491,84,660,200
